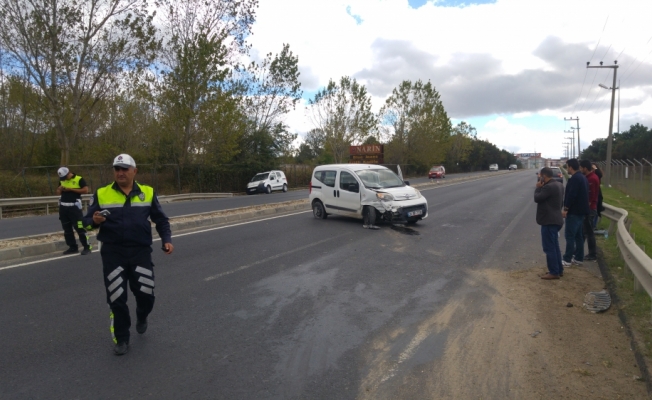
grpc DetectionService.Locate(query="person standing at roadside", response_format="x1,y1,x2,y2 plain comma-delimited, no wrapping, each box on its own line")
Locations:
83,154,174,356
57,167,92,255
580,160,600,261
535,167,565,279
592,164,605,227
562,159,589,266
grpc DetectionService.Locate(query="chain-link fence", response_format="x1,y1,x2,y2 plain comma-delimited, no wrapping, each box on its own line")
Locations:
0,163,325,198
596,159,652,203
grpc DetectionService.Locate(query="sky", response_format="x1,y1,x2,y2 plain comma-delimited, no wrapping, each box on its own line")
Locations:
246,0,652,159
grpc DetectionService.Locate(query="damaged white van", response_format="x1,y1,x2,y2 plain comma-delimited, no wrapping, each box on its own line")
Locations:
309,164,428,225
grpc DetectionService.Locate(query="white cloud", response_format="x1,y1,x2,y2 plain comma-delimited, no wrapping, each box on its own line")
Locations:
248,0,652,158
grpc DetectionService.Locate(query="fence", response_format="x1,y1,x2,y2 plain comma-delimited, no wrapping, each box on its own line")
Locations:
595,159,652,204
0,163,418,199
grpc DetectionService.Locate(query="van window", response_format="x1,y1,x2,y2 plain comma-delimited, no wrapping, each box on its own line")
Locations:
314,170,336,187
251,173,269,182
339,171,359,192
355,169,404,189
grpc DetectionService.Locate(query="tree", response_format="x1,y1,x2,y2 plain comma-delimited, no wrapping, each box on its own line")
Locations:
379,80,450,172
156,0,258,165
446,122,476,172
235,43,302,167
0,0,159,165
307,76,376,163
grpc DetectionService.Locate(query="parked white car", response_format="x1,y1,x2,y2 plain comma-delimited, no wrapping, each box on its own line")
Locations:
489,164,499,171
309,164,428,225
247,170,288,194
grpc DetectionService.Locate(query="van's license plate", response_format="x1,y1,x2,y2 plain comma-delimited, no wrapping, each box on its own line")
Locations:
407,210,423,217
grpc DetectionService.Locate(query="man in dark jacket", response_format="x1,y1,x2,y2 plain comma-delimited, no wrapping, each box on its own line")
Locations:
83,154,174,356
535,167,565,279
562,159,589,266
580,160,600,260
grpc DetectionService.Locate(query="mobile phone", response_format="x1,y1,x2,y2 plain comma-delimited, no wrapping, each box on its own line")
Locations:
99,209,111,217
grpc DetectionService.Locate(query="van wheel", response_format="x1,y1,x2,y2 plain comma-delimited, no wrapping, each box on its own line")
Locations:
282,184,288,192
363,206,376,226
313,201,327,219
265,185,272,194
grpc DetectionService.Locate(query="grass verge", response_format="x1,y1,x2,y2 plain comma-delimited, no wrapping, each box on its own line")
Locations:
598,186,652,357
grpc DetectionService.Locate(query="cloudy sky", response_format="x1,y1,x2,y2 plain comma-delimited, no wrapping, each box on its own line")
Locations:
247,0,652,159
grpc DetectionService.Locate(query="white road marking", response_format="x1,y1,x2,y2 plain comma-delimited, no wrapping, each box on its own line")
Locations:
0,210,311,271
204,233,348,282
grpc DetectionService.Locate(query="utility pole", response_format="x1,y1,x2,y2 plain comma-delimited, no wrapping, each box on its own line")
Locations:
564,137,574,158
564,117,580,158
564,130,576,158
588,60,619,186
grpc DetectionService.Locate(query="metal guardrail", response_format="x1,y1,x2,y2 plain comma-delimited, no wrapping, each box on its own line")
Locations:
0,193,233,219
602,203,652,297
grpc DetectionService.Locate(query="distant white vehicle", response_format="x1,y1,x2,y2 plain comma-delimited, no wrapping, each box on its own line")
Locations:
489,164,499,171
246,170,288,194
509,164,518,170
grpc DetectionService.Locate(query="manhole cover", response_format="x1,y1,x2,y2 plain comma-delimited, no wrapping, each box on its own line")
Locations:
583,290,611,313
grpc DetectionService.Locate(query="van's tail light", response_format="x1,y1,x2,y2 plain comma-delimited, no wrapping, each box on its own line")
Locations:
309,180,312,194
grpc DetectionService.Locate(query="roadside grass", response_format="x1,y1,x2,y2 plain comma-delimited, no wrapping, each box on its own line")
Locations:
597,186,652,356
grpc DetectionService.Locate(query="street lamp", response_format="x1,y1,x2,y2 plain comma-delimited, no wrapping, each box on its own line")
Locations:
598,81,620,134
587,60,619,186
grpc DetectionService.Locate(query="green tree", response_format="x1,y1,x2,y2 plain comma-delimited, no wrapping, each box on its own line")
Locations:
156,0,258,165
379,80,451,172
307,76,376,163
0,0,159,165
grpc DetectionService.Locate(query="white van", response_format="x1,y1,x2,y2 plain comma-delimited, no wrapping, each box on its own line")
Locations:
489,164,499,171
309,164,428,225
246,170,288,194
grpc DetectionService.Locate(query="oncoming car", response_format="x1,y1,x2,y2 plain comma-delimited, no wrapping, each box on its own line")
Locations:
309,164,428,225
489,164,499,171
246,170,288,194
508,164,518,170
428,165,446,179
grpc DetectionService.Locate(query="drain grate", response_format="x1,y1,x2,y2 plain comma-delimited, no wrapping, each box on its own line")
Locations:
583,290,612,313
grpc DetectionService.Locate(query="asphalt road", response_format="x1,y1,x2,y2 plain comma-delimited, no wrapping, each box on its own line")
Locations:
0,171,496,240
0,170,536,399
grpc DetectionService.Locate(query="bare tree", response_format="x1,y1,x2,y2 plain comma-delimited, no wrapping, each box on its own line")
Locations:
307,76,376,163
0,0,159,165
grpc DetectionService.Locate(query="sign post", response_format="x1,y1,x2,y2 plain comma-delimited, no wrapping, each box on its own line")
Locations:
349,145,384,164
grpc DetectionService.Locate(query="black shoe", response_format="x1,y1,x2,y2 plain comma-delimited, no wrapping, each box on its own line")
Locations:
136,318,148,334
62,248,78,255
584,255,597,261
114,342,129,356
80,247,92,255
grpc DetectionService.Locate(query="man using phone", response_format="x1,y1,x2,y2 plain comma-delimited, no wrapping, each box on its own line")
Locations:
535,168,564,279
83,154,173,356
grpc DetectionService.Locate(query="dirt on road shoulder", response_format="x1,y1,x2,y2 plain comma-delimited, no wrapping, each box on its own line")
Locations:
431,265,649,399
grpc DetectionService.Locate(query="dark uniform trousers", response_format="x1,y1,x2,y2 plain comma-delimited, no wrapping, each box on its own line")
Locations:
101,243,155,344
59,205,89,250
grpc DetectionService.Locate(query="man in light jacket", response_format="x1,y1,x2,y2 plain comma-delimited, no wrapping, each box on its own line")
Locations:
535,167,565,279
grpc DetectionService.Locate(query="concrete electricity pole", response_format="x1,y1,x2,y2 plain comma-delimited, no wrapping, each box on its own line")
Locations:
564,130,576,158
564,117,580,157
587,60,619,186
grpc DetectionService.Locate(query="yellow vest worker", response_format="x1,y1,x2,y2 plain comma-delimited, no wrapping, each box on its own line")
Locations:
57,167,91,255
82,154,173,356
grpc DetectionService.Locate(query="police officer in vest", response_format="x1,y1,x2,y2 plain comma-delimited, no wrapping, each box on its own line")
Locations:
56,167,92,255
83,154,174,355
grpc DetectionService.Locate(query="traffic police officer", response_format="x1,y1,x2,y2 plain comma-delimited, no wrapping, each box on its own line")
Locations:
56,167,92,255
83,154,174,356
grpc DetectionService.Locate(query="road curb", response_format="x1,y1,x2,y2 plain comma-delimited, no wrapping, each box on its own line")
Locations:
0,200,310,264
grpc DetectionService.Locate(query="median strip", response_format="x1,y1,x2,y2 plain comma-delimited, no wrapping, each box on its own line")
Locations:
0,199,309,263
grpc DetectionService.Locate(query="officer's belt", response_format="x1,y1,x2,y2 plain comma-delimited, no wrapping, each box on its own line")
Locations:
60,202,78,206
